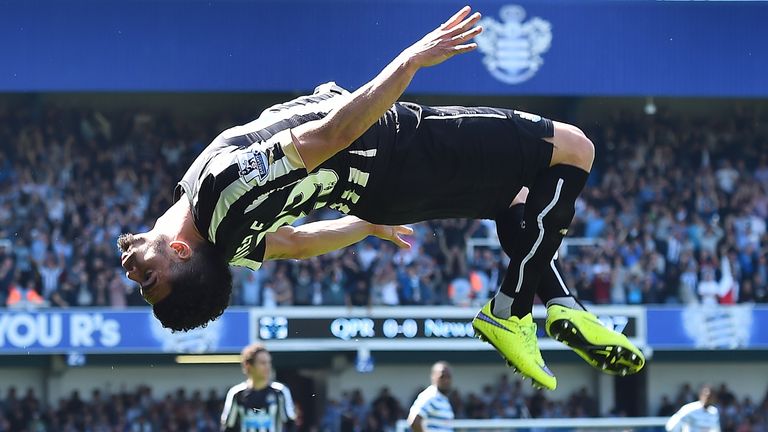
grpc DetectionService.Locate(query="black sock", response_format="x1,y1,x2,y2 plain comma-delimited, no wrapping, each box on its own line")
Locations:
496,203,525,258
538,256,579,306
495,203,579,309
500,164,589,318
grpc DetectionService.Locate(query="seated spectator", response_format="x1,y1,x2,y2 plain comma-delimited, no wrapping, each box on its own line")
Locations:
6,270,46,308
51,281,78,308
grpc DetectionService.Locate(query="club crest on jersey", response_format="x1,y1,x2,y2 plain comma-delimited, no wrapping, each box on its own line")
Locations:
475,5,552,85
237,150,269,183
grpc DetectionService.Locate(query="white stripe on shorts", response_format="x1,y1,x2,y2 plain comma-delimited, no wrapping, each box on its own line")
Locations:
349,149,377,157
423,113,507,120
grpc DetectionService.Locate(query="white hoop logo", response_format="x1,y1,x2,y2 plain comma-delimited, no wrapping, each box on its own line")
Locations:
476,5,553,85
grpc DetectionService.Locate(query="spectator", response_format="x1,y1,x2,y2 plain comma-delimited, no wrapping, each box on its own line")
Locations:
51,281,78,308
38,253,63,301
372,262,399,306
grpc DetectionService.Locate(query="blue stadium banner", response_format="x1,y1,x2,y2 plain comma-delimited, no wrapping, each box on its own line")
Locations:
1,0,766,96
647,305,768,350
0,309,251,354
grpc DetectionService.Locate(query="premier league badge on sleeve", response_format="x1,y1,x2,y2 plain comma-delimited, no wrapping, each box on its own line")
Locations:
237,150,270,184
475,5,552,85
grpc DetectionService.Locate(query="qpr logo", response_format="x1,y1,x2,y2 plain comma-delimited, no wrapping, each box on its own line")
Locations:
259,316,288,340
476,5,552,84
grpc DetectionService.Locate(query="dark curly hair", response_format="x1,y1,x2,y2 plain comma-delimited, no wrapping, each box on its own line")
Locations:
152,241,233,332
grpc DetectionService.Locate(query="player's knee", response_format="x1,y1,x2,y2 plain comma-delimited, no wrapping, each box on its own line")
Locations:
553,124,594,171
564,125,594,168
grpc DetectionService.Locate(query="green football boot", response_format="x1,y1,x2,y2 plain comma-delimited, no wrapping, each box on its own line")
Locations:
545,304,645,376
472,301,556,390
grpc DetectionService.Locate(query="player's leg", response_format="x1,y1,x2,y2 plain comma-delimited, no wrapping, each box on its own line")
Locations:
468,112,562,390
476,187,578,390
491,120,594,320
495,187,581,308
495,189,645,376
347,103,563,388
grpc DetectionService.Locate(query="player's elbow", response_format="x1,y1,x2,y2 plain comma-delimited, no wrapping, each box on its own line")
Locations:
292,117,350,172
265,226,307,261
291,119,344,172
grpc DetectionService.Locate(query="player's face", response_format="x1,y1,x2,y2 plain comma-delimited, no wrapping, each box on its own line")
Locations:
117,233,173,304
700,387,716,407
431,364,452,393
246,351,273,382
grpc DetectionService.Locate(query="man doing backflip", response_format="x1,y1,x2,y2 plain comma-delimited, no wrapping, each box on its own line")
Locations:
118,6,644,390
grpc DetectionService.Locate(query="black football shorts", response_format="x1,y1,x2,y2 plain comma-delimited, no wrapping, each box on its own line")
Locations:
350,102,554,225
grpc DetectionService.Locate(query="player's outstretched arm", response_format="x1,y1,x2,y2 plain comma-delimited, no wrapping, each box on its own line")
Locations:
408,414,426,432
263,216,412,260
665,407,688,432
292,6,483,172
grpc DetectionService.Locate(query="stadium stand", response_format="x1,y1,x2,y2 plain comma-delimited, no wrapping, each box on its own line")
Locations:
1,104,766,309
0,380,765,431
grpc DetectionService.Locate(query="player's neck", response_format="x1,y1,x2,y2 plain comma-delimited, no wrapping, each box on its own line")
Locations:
247,377,269,390
154,199,206,244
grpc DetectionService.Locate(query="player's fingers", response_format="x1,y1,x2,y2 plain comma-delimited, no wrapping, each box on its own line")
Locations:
451,26,483,43
440,6,471,30
452,43,478,54
396,225,415,236
446,12,482,36
394,234,412,249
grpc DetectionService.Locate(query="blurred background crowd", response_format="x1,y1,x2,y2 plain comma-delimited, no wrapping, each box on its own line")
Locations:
1,103,767,309
0,379,765,432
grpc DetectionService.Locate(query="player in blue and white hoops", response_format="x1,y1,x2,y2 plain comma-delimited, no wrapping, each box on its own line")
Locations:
666,385,721,432
409,361,455,432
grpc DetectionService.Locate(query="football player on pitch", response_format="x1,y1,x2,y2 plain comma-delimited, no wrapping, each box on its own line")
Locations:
119,6,644,390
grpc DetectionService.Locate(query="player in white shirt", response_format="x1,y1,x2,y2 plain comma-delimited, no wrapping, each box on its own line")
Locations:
408,361,455,432
666,385,721,432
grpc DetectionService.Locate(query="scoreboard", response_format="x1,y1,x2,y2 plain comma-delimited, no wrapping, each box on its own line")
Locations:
252,306,645,352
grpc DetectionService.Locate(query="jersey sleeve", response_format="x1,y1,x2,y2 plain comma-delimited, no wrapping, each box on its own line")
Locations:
230,236,267,271
277,383,297,421
220,386,241,431
666,404,693,432
229,130,307,187
259,81,349,116
409,393,431,419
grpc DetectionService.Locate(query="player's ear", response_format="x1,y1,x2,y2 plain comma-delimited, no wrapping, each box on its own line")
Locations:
170,240,193,260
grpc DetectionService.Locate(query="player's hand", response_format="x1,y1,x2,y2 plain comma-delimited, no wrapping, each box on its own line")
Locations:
402,6,483,69
373,224,414,249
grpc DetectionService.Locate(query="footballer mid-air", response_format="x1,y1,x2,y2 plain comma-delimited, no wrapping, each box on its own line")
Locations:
118,6,644,390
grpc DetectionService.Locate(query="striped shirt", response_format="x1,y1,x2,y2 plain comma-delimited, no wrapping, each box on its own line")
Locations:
174,83,377,270
666,401,721,432
221,381,296,432
409,385,455,432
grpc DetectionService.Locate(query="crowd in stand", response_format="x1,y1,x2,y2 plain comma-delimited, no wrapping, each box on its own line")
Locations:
1,379,766,431
1,102,767,308
0,385,221,432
